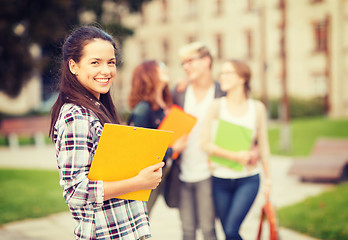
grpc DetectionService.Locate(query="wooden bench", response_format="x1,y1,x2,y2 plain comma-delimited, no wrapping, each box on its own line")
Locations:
288,138,348,182
0,116,51,148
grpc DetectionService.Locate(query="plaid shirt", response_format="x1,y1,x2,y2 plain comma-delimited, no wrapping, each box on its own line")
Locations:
54,104,151,240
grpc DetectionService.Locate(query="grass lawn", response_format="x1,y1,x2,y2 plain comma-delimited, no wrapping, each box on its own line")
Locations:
0,168,68,225
277,182,348,240
0,116,348,238
268,117,348,156
269,117,348,239
0,135,52,146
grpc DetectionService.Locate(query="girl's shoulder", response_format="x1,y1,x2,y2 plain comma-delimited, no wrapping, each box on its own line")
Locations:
60,103,88,114
250,99,267,129
54,104,102,144
251,99,266,113
57,103,98,125
206,97,224,119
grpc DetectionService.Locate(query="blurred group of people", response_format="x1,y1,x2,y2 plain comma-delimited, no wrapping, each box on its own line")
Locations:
51,25,271,240
127,42,272,240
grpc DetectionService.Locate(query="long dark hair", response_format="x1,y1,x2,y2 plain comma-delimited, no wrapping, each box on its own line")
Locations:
49,25,120,139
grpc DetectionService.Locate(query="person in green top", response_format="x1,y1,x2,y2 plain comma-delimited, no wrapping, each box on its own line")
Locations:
201,59,272,240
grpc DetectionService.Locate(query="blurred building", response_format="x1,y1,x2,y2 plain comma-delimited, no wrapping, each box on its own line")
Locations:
0,41,42,116
0,74,41,116
116,0,348,118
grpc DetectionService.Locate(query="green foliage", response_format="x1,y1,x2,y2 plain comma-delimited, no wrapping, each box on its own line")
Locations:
0,0,78,97
103,23,134,45
0,169,68,225
0,135,6,146
126,0,153,12
0,134,52,147
278,182,348,240
268,117,348,156
0,0,149,99
268,97,326,119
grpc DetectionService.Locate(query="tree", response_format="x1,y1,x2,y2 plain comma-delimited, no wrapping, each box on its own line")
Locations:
0,0,78,98
0,0,151,99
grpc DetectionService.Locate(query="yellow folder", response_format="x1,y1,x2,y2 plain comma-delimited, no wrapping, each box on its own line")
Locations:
88,123,173,201
158,105,197,146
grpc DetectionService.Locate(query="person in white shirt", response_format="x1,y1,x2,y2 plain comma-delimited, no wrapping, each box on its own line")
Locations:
172,42,225,240
201,59,272,240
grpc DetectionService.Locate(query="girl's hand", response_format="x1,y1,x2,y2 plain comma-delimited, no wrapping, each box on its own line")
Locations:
176,78,189,93
172,135,188,153
263,179,271,200
248,148,260,166
137,162,165,190
236,151,251,165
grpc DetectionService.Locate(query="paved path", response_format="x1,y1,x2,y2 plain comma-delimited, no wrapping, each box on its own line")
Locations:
0,145,332,239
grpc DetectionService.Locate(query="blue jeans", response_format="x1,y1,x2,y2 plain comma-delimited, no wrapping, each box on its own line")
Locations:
212,174,260,240
179,178,217,240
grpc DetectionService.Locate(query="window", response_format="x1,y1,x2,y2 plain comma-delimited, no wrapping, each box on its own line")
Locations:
186,0,197,19
344,15,348,51
279,29,285,58
246,0,255,12
245,30,253,60
312,74,328,97
215,33,223,60
187,35,196,43
162,38,169,65
215,0,223,16
139,40,147,61
139,5,146,24
309,0,324,4
313,18,329,52
161,0,168,23
277,0,285,9
312,73,329,113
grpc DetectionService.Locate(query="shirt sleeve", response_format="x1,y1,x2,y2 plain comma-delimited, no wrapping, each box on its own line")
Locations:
56,111,104,208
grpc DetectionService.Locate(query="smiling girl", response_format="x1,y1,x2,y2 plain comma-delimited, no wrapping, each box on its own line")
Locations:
49,26,164,240
201,59,271,240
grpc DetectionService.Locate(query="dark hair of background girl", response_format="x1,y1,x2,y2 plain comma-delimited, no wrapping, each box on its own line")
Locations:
49,25,121,139
128,60,173,110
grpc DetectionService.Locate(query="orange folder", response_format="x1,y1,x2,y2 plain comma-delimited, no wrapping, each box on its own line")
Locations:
88,123,173,201
158,105,197,146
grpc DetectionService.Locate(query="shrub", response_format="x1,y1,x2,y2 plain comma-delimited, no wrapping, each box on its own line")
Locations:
267,97,326,119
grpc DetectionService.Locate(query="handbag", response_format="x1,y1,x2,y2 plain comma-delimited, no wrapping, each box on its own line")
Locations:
163,159,181,208
257,200,279,240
